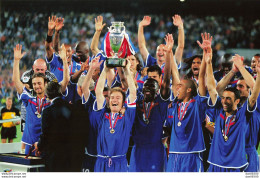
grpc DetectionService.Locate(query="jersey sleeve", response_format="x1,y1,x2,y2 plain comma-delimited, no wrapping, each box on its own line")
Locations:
46,52,62,68
17,87,33,107
145,54,157,67
90,98,107,126
125,97,137,126
82,92,96,112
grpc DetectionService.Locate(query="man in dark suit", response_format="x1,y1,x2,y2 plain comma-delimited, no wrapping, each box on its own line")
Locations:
34,81,73,172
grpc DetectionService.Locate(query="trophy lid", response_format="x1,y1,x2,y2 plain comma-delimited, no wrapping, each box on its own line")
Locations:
109,22,125,33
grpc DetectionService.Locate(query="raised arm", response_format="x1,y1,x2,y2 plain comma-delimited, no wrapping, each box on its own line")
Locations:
216,64,238,97
138,16,151,63
95,64,107,110
172,14,184,66
59,44,70,93
205,46,218,104
116,67,127,90
71,58,89,83
249,62,260,109
53,17,64,53
90,16,106,56
45,16,56,61
161,33,173,99
82,56,102,100
12,44,26,94
233,54,255,89
124,59,137,103
197,32,213,96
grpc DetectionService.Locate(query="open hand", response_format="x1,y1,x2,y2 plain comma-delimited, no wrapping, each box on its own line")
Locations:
13,44,26,61
95,16,106,32
139,16,151,27
172,14,183,28
55,17,64,31
48,16,56,30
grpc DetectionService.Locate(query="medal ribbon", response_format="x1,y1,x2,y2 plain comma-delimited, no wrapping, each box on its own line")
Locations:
177,99,195,122
36,96,46,115
143,101,154,121
109,113,120,130
223,111,236,137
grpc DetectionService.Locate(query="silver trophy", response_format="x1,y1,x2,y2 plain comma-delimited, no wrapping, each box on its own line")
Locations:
106,22,126,67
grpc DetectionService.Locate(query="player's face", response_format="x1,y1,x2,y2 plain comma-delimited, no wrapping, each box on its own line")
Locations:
65,46,73,63
191,57,201,77
33,63,47,74
156,45,166,63
251,56,259,74
148,71,161,85
76,48,89,62
176,80,189,100
129,55,139,70
109,91,123,113
236,80,249,98
32,77,46,95
143,80,159,102
6,99,12,108
221,91,239,113
92,67,100,79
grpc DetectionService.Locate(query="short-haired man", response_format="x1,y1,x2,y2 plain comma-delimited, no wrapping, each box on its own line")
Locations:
206,52,260,172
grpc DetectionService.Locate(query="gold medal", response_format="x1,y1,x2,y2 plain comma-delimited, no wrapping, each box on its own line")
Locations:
110,129,115,134
224,135,228,142
37,114,41,118
177,121,181,127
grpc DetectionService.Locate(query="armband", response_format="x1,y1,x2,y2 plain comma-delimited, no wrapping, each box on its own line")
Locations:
46,35,53,43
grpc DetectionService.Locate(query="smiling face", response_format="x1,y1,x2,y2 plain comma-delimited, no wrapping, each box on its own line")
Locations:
142,79,159,102
221,91,239,113
156,44,166,65
191,57,202,77
109,91,124,113
32,77,46,96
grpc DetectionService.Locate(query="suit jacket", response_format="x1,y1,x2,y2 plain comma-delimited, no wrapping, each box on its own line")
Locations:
38,97,73,172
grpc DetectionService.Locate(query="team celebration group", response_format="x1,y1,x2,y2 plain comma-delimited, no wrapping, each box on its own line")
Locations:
7,14,260,172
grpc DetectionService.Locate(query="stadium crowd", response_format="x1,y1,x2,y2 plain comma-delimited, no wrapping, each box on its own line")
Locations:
1,11,260,105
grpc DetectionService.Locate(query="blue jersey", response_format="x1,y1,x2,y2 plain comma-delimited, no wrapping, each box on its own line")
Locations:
82,93,98,156
18,87,51,145
207,96,256,169
166,94,209,153
133,92,170,145
46,53,81,82
129,92,170,172
91,97,136,172
63,80,81,104
245,96,260,148
244,96,260,172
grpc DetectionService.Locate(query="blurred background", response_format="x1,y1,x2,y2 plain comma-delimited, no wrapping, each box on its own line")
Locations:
0,0,260,108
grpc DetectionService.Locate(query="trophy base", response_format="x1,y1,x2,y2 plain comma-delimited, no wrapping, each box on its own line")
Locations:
106,58,126,67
